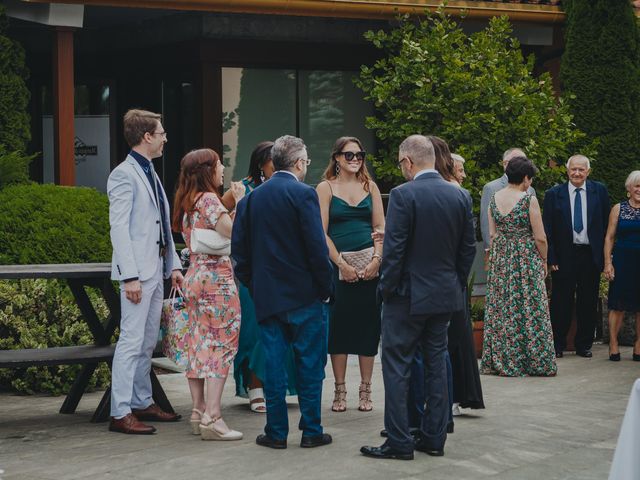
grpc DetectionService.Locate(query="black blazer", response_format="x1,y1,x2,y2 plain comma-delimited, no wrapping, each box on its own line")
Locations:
378,172,477,315
542,180,610,272
231,171,334,321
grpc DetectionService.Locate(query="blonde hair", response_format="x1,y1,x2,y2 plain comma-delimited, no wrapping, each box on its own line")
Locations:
625,170,640,191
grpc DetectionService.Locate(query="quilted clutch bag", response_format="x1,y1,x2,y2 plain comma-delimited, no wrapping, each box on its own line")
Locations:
339,246,378,280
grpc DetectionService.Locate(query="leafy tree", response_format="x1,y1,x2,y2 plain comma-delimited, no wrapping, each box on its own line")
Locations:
356,10,590,210
561,0,640,201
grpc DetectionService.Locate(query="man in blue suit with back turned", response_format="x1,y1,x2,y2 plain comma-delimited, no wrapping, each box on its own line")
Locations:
232,135,334,450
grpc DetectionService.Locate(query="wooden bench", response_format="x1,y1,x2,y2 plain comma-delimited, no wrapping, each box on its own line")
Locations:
0,263,176,423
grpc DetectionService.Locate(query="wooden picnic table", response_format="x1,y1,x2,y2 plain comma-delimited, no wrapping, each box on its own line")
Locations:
0,263,176,422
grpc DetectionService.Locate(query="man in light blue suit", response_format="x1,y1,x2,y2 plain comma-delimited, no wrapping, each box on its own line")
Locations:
107,109,183,434
480,148,536,252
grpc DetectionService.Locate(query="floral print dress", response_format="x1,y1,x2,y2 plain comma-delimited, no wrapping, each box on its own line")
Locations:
181,192,240,379
481,194,557,377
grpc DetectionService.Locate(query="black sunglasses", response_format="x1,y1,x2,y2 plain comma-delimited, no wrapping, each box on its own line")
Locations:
339,151,366,162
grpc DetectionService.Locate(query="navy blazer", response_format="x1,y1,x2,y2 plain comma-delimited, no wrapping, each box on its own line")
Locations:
232,172,334,321
542,180,610,272
379,172,477,315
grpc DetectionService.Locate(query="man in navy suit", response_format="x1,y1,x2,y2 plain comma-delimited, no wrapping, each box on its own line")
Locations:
232,135,334,450
360,135,476,460
543,154,610,358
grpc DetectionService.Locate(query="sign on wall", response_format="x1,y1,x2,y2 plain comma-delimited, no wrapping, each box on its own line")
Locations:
42,115,111,192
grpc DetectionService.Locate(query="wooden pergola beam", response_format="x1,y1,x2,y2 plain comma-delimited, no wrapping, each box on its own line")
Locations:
26,0,566,23
52,26,75,186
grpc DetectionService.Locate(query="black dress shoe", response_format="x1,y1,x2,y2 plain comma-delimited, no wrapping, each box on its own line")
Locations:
380,429,388,438
609,352,621,362
301,433,332,448
414,442,445,456
576,350,592,358
360,444,414,460
256,433,287,449
555,351,563,358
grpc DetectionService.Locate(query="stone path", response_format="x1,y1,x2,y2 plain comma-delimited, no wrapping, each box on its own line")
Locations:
0,344,638,480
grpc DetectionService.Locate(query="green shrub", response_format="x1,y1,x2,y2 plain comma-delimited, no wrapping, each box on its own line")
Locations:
0,146,35,189
0,6,31,153
356,10,591,211
0,279,111,395
561,0,640,201
0,183,112,394
0,183,111,265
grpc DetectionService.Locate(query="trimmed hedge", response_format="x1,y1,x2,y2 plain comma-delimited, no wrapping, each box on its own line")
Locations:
561,0,640,201
0,184,111,265
0,184,113,395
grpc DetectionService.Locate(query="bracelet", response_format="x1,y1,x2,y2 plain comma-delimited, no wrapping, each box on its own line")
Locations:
372,254,382,263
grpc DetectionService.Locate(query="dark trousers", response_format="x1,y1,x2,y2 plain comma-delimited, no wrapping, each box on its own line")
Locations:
259,300,328,440
408,349,453,429
381,298,450,452
550,245,600,353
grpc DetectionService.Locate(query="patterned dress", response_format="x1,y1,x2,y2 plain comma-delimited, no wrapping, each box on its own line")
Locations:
481,194,557,377
181,192,241,379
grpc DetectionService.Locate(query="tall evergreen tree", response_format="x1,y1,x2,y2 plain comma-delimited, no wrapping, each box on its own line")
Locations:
0,6,31,153
561,0,640,201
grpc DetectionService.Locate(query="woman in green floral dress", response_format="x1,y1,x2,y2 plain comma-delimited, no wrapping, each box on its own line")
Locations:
482,157,557,377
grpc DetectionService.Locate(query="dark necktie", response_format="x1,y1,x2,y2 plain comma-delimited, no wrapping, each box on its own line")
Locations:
573,187,583,234
148,162,168,250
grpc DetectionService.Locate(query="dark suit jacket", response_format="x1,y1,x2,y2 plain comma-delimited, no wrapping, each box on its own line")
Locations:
231,171,334,321
379,172,477,315
542,180,610,272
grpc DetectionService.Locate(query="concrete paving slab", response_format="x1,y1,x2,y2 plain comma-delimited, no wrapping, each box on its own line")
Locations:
0,344,638,480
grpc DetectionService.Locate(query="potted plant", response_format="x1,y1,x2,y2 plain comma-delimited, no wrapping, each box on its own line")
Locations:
470,301,485,360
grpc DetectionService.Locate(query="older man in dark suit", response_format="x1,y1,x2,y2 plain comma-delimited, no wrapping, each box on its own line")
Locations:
360,135,476,460
232,135,334,450
543,154,610,358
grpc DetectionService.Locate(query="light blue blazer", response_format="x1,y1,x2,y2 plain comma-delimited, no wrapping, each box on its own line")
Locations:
107,154,181,282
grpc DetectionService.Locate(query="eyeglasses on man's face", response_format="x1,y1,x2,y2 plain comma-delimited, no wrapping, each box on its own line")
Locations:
397,157,410,169
339,151,366,162
299,158,311,166
151,130,167,138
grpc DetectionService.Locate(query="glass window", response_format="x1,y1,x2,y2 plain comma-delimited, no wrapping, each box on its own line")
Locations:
222,68,296,187
221,67,375,186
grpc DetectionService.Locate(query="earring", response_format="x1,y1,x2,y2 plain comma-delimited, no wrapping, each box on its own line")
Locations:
628,192,631,198
335,163,341,176
260,169,265,183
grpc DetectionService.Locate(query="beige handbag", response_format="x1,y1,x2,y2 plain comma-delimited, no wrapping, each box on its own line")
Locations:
190,227,231,256
339,246,378,280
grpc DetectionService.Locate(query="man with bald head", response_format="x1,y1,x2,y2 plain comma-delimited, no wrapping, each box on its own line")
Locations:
543,155,610,358
480,148,536,251
360,135,476,460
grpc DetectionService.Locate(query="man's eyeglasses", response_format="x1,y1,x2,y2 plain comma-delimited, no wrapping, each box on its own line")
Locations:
339,151,366,162
151,131,167,138
397,157,410,169
299,158,311,166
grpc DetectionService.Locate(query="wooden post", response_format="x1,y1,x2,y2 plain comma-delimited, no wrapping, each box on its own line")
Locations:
53,27,75,186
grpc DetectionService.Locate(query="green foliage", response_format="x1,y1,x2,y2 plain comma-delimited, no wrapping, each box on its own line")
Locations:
0,145,36,189
561,0,640,202
356,10,590,209
0,184,111,265
0,279,111,395
0,6,31,154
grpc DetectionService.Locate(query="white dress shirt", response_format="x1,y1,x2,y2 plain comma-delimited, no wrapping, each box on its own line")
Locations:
568,182,589,245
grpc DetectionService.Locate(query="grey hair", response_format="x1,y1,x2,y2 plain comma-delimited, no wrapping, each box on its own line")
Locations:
625,170,640,191
566,154,591,170
451,153,465,164
503,147,525,162
271,135,307,170
399,135,435,167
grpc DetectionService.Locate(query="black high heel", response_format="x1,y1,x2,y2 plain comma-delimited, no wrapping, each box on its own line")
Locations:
609,353,621,362
633,352,640,362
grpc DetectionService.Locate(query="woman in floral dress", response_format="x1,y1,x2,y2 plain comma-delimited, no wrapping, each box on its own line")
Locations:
172,148,245,440
482,156,557,377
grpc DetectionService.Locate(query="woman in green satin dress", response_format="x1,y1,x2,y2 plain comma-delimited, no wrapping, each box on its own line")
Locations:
316,137,385,412
222,141,298,412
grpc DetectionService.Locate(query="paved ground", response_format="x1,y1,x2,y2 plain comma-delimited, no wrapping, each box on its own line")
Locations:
0,344,638,480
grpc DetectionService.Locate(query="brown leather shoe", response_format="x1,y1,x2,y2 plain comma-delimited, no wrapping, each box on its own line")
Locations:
132,404,181,422
109,413,156,434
